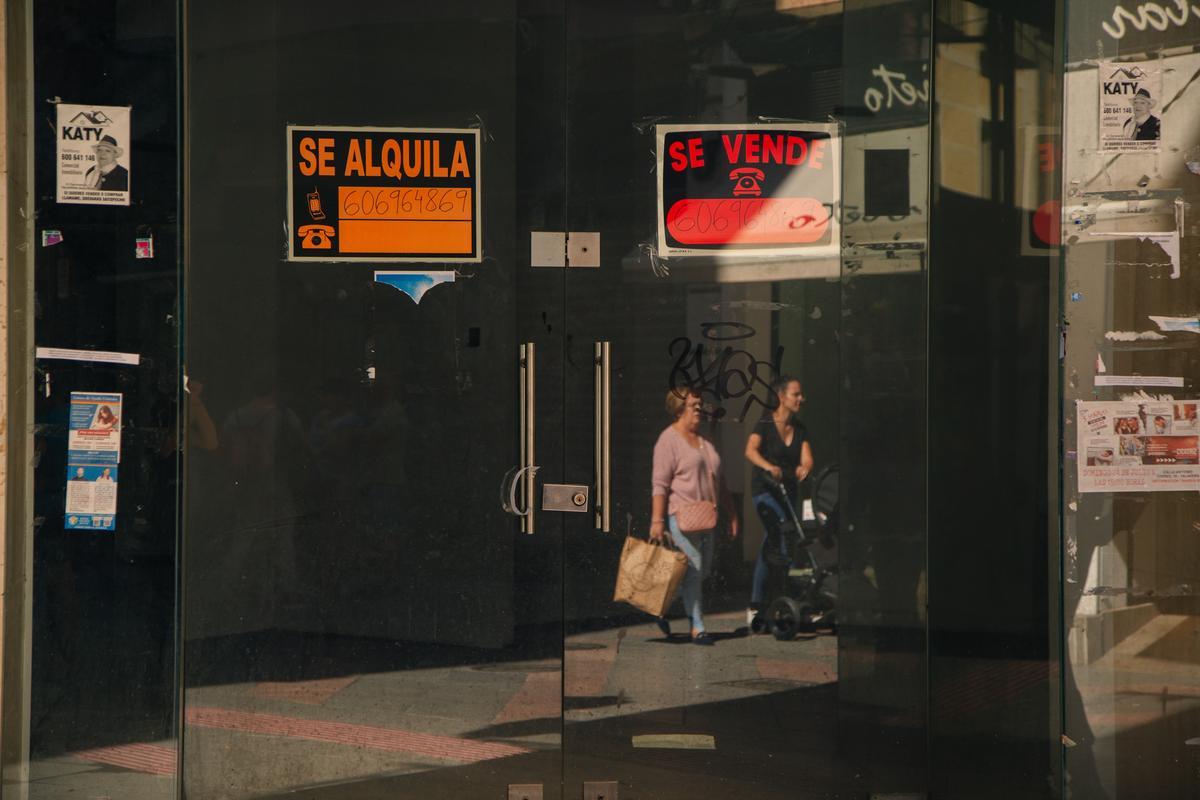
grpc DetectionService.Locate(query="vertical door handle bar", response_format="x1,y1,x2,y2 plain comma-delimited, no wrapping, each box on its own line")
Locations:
594,341,611,532
520,342,537,534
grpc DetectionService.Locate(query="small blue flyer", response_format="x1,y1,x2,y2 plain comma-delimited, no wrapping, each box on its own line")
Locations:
64,392,122,531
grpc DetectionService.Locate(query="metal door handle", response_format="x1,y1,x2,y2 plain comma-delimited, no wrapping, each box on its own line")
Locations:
503,464,540,517
594,341,611,532
520,342,537,534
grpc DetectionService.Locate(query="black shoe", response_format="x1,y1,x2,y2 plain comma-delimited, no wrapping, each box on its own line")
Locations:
691,633,714,646
655,617,672,636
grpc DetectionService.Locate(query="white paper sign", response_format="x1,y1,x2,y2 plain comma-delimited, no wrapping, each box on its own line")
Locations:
1094,375,1185,388
1098,62,1161,153
56,103,131,206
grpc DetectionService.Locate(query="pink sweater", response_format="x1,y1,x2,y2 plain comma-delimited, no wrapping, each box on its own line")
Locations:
652,425,723,516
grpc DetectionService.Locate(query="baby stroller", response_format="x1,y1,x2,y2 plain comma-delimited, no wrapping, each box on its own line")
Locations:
750,464,839,640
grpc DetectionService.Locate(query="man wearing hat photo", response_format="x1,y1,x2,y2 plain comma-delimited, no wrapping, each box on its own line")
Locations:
1122,88,1160,141
84,134,129,191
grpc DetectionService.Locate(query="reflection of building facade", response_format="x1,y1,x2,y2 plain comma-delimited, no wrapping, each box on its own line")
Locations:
1,1,1197,799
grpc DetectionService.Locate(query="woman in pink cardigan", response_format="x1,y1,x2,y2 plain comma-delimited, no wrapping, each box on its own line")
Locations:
650,388,740,644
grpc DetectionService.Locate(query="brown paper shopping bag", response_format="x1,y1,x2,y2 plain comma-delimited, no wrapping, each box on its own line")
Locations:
613,536,688,617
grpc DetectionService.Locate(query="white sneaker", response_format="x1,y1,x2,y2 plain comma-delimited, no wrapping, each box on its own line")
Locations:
746,608,757,626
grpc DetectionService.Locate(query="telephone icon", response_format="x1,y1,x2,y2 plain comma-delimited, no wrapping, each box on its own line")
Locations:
729,167,766,197
298,224,335,249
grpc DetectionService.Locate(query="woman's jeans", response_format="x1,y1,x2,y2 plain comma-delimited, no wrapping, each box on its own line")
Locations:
667,515,714,634
751,491,792,607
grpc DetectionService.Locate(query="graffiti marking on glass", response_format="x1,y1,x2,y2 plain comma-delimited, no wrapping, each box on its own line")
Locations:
669,323,783,421
862,63,929,114
1101,1,1199,40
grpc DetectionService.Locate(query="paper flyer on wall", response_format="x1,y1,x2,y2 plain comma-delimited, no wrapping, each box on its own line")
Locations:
1077,400,1200,493
64,392,122,531
56,103,131,206
1098,62,1161,153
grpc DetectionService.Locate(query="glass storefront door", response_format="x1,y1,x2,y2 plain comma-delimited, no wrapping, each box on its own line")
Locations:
182,3,568,798
558,3,929,798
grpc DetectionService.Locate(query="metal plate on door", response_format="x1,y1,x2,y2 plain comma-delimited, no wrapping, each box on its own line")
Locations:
543,483,589,513
583,780,619,800
508,784,543,800
530,231,566,267
567,231,600,267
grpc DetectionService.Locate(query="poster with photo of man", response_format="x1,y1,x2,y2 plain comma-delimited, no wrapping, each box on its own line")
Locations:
56,103,131,205
1098,62,1161,153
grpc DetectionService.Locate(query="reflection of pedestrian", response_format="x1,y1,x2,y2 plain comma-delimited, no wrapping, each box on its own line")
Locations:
1121,89,1160,141
650,388,739,645
744,376,813,623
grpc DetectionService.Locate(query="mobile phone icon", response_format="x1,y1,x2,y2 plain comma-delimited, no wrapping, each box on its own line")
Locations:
307,188,325,221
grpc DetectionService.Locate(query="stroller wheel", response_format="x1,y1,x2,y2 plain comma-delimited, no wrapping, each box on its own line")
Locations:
768,597,808,641
750,612,770,634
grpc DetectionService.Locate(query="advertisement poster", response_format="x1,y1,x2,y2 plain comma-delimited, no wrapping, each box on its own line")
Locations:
286,126,481,263
1077,400,1200,493
64,392,122,531
1098,62,1162,153
656,123,840,258
56,103,131,206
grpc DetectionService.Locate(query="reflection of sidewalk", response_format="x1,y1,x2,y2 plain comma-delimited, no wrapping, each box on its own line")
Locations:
1077,613,1200,738
41,610,1199,800
37,613,894,799
1072,611,1200,798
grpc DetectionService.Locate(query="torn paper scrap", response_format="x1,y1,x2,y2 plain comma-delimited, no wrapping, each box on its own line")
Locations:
1091,231,1180,278
42,230,63,247
1095,353,1107,374
1104,330,1167,341
1095,375,1184,388
1150,315,1200,334
374,271,455,304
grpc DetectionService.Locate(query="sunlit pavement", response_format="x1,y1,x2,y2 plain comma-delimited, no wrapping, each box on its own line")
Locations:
22,610,1200,799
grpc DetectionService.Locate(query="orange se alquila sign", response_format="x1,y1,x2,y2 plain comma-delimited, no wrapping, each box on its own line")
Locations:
287,126,481,262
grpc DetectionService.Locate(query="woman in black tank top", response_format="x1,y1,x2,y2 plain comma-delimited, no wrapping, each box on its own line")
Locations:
743,376,813,620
